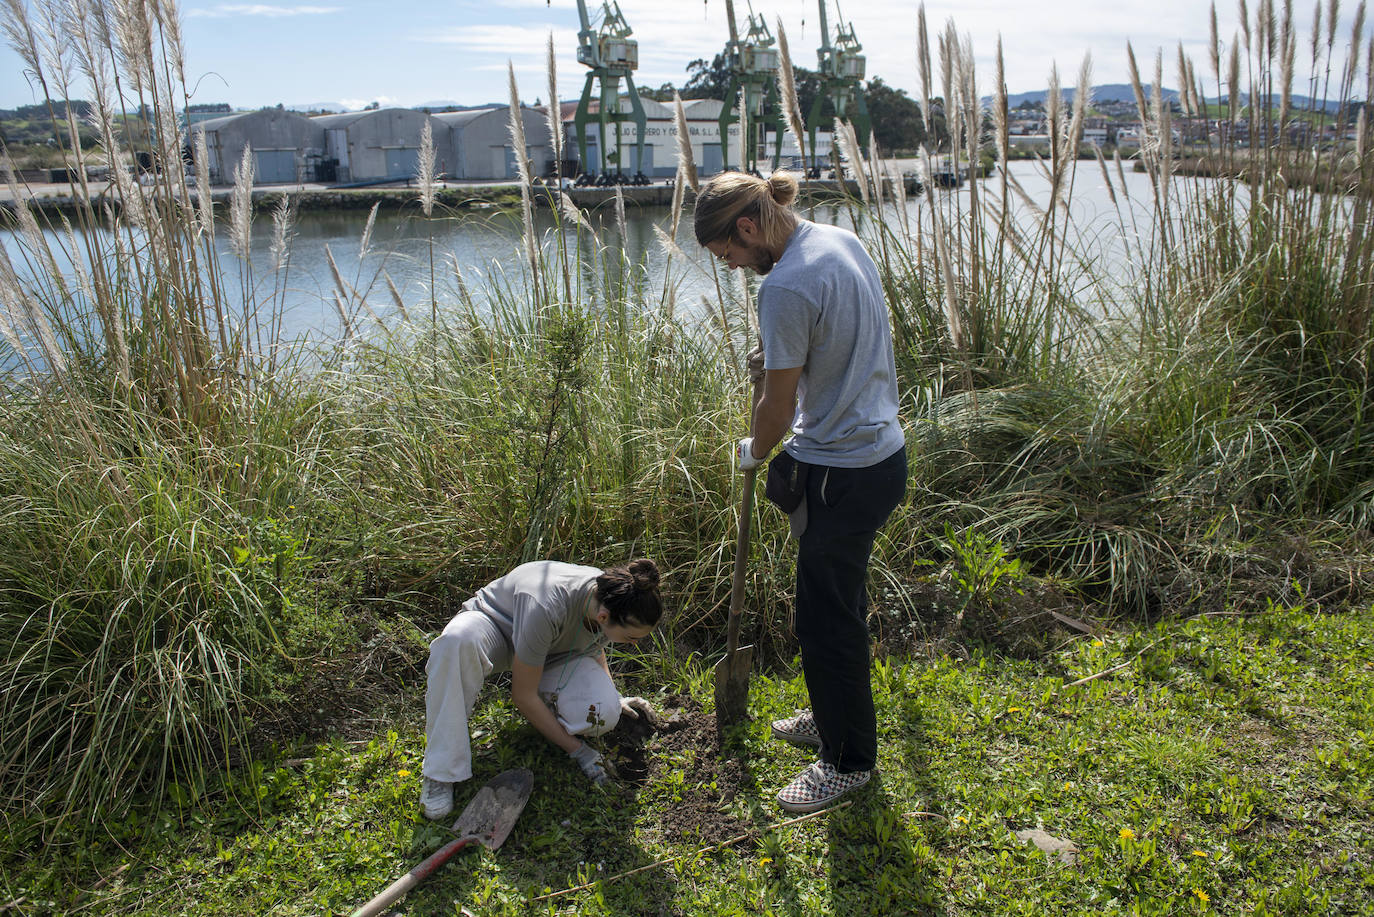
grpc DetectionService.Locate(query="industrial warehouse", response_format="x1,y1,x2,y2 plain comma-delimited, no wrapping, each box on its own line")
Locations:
187,0,857,187
187,98,833,186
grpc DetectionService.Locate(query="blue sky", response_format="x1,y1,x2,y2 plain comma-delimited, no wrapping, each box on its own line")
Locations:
2,0,1366,112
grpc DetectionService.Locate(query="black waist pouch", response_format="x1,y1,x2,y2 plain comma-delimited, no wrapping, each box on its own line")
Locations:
764,451,810,513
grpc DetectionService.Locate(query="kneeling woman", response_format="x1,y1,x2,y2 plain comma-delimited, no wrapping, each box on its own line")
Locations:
420,558,662,820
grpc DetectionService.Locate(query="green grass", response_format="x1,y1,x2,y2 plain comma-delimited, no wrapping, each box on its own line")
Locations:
3,597,1370,915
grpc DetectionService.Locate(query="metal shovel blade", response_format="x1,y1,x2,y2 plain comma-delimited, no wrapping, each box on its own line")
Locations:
350,769,534,917
714,643,754,728
449,767,534,849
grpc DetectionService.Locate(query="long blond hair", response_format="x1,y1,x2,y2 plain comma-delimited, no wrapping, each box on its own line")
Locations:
693,171,800,250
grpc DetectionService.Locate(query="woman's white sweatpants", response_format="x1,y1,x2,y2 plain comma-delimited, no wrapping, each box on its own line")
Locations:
421,610,622,783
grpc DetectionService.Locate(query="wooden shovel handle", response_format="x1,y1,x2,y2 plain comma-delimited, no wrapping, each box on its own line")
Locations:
726,375,762,658
350,835,478,917
725,468,757,658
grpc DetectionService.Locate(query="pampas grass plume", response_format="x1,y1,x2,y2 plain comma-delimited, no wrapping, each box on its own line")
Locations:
270,194,293,272
229,145,254,260
994,36,1009,166
417,119,436,216
673,93,698,192
507,62,533,187
546,34,563,178
775,21,807,165
359,201,379,260
194,126,214,239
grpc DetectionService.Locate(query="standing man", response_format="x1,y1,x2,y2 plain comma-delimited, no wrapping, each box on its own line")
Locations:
695,171,907,813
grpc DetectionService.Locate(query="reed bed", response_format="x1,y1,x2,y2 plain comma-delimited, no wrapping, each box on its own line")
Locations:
1,0,1372,836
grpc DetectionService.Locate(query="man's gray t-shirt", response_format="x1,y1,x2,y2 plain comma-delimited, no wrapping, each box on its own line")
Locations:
461,561,609,668
758,220,904,467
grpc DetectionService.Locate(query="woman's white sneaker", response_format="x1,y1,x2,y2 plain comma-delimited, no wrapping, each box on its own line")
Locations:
421,776,455,821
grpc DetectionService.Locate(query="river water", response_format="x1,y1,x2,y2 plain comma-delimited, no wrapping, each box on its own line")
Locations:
3,159,1178,348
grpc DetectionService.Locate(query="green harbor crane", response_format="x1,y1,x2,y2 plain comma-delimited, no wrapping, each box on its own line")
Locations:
808,0,869,176
717,0,786,174
572,0,649,185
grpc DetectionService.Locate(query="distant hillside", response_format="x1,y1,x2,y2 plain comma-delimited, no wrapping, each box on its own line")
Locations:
287,102,347,114
414,100,468,111
1002,84,1179,108
1000,83,1348,113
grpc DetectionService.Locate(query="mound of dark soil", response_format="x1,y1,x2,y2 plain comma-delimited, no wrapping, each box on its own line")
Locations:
604,695,758,848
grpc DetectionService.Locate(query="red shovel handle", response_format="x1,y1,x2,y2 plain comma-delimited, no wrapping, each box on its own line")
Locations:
350,835,478,917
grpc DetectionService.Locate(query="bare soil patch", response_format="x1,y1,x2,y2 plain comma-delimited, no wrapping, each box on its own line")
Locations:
604,695,759,848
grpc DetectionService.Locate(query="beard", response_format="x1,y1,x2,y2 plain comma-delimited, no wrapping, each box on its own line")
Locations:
736,238,776,275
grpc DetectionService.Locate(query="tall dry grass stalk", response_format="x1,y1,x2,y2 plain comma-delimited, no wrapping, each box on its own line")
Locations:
543,37,574,301
835,118,869,206
508,62,541,305
775,20,807,169
545,33,563,180
417,121,437,217
614,183,628,242
733,89,747,175
673,93,699,192
228,146,254,261
416,121,439,333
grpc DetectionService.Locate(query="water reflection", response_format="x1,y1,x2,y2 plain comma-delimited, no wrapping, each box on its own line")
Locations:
2,160,1193,347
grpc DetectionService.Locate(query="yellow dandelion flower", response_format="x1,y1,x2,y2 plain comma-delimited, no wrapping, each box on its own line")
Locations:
759,857,773,866
956,815,968,824
397,769,411,777
1118,828,1135,841
1193,888,1209,903
1092,639,1105,647
1008,706,1023,713
1191,849,1208,858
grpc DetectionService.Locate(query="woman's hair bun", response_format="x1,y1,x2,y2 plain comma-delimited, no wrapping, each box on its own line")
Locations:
627,557,660,591
597,557,664,626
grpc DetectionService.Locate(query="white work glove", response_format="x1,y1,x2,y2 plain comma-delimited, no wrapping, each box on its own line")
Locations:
746,345,765,386
619,696,657,725
737,437,763,471
568,741,610,786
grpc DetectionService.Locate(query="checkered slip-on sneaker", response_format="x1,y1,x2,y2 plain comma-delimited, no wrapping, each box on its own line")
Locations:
770,710,822,748
776,761,871,813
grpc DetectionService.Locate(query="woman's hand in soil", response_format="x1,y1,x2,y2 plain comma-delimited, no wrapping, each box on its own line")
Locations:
619,696,657,725
569,741,610,786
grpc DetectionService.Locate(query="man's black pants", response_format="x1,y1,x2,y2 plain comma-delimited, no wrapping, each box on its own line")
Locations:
794,446,907,774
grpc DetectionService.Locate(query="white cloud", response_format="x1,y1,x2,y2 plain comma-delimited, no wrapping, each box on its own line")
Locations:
188,4,340,17
469,0,578,8
419,24,581,52
337,95,402,110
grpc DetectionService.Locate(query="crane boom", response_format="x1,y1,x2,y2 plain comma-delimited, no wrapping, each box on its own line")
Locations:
807,0,869,175
570,0,648,184
715,0,785,172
